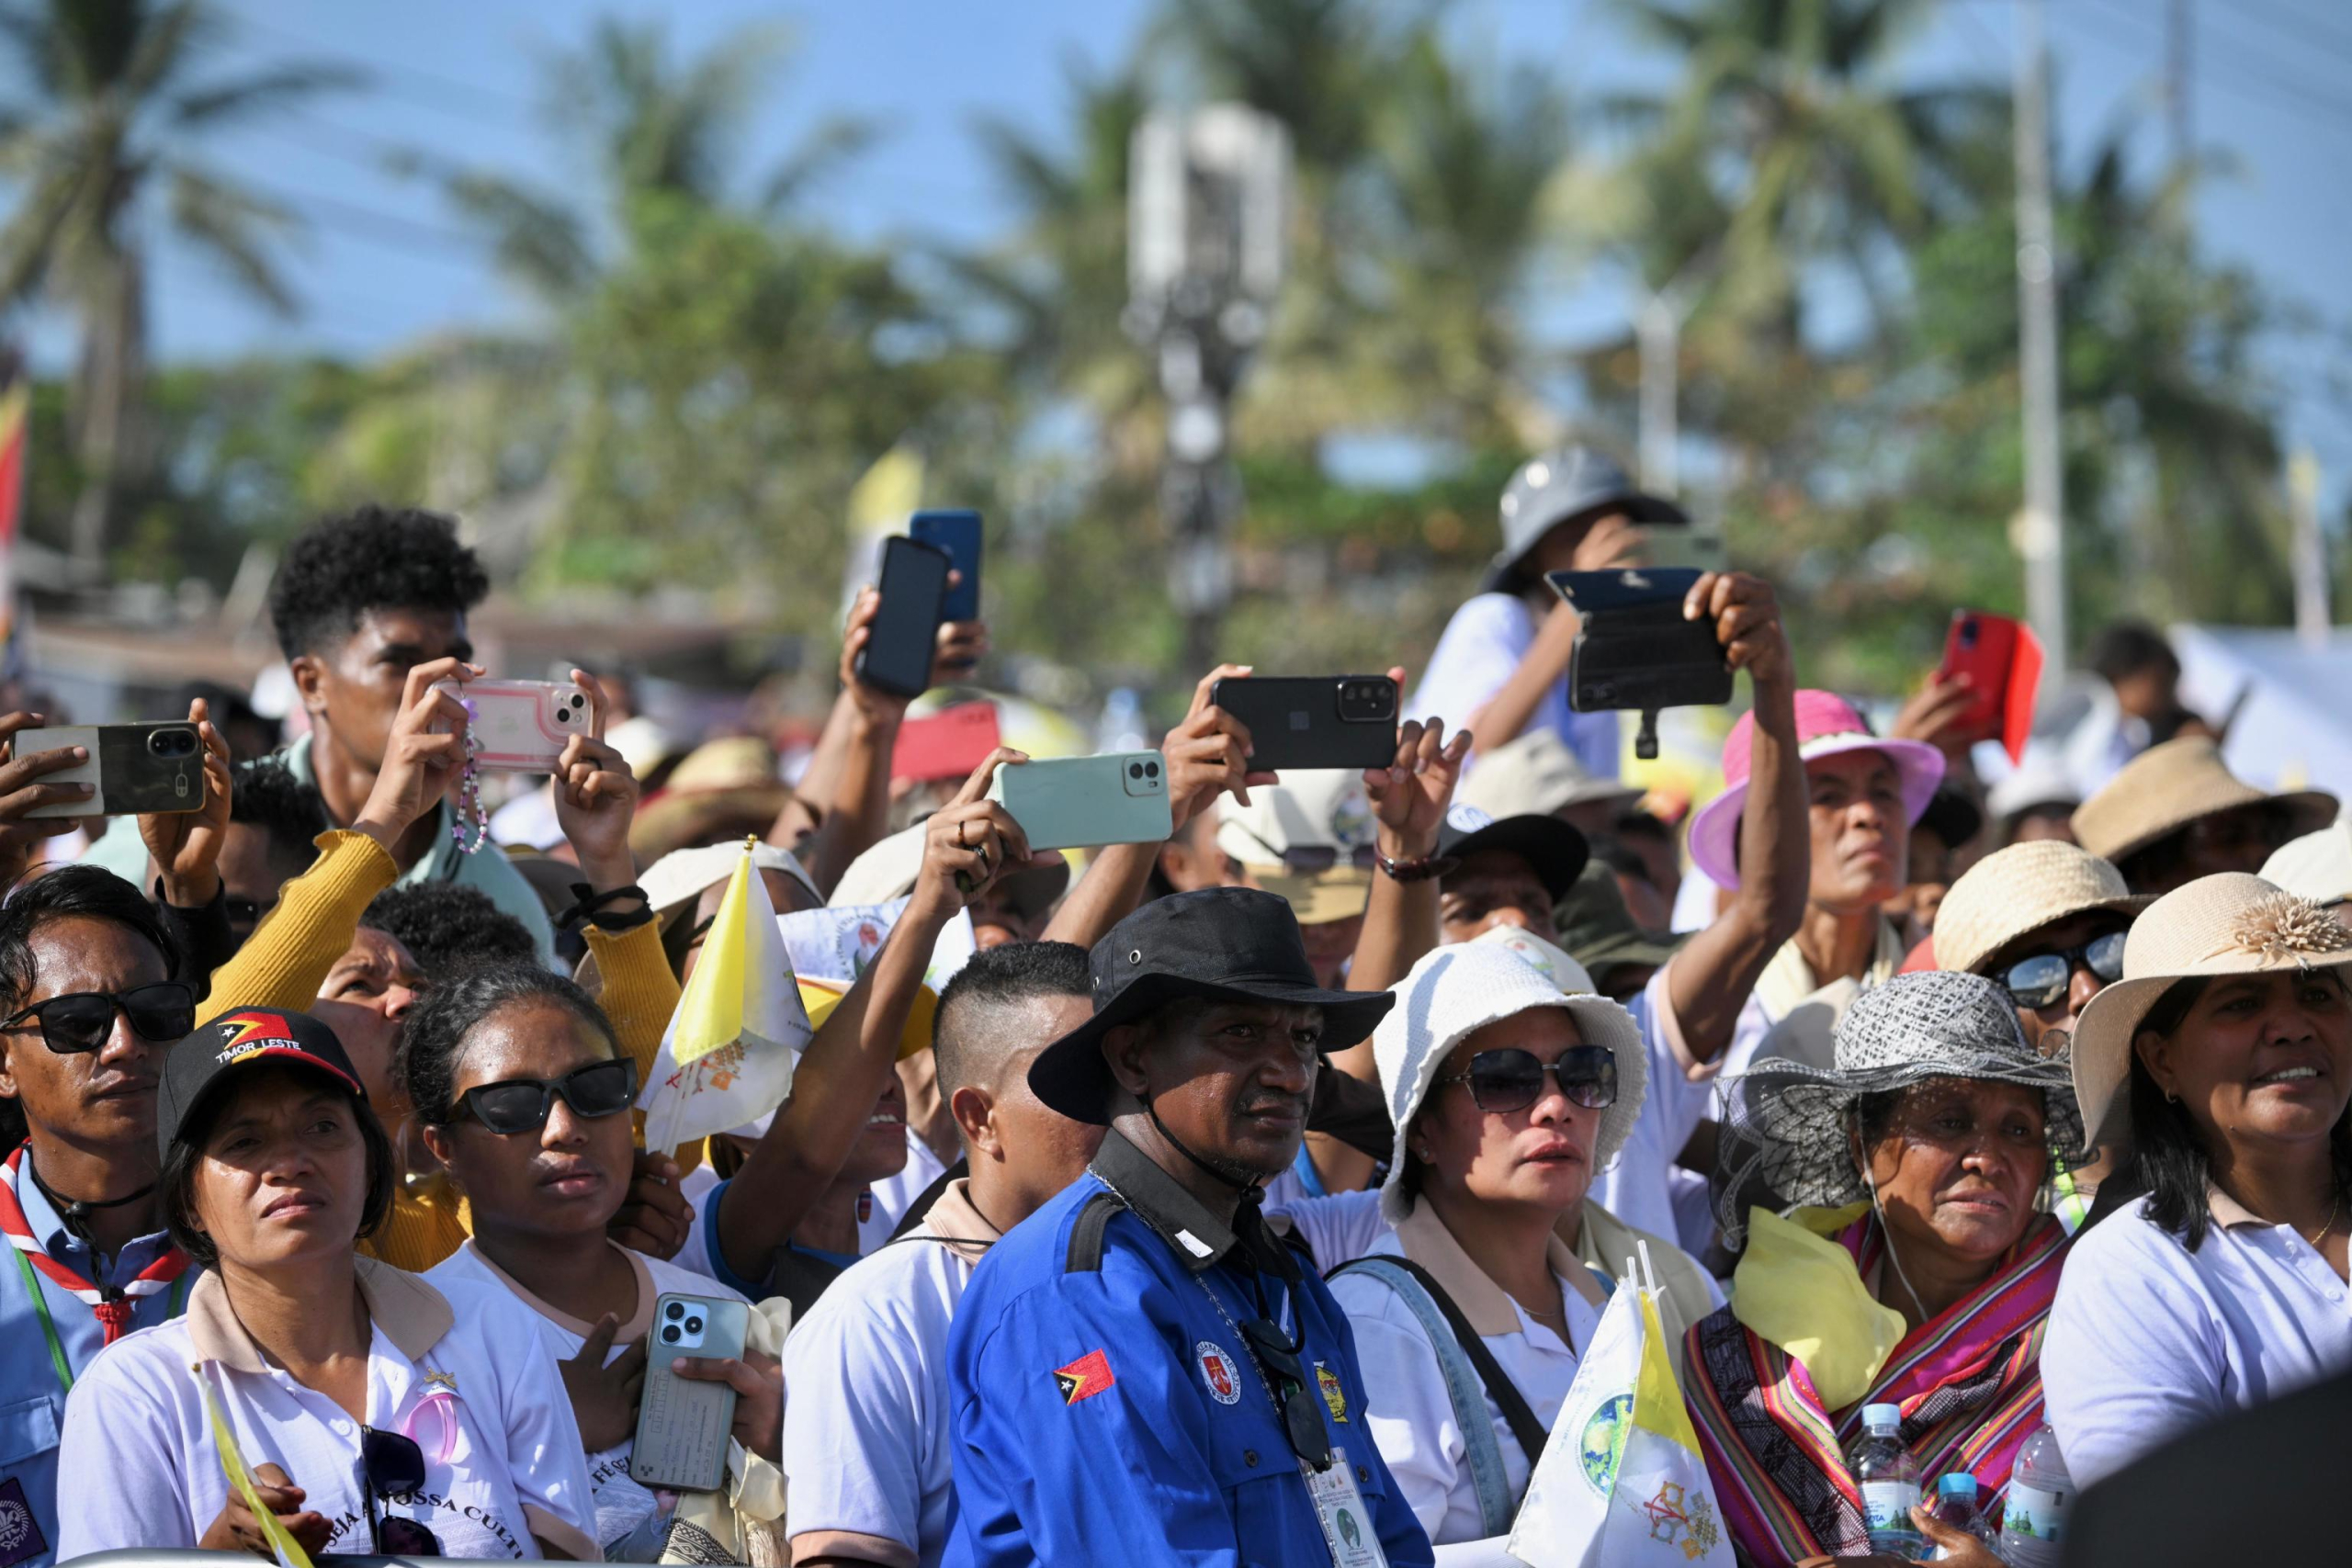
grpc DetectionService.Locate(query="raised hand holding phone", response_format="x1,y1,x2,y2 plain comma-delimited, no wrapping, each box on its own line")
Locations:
352,658,482,852
138,695,235,907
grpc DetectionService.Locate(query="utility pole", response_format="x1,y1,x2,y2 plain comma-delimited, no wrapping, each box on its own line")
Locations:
2290,450,2328,651
1634,252,1710,498
1128,107,1290,677
2166,0,2194,175
2014,0,2067,681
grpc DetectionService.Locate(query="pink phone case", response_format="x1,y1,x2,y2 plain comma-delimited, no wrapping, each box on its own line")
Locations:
429,679,593,771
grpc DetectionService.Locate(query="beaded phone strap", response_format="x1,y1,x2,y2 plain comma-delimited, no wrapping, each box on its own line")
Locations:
449,696,490,856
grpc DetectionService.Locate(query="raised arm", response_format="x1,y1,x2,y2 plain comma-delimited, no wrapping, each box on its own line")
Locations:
1662,573,1807,1061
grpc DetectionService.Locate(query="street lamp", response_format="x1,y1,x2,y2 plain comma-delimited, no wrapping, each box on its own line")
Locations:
1128,105,1291,674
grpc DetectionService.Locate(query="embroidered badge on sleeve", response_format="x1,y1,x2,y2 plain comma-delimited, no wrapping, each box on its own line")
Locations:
1054,1348,1116,1406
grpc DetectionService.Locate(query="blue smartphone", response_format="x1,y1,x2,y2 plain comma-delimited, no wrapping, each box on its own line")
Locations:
910,510,983,624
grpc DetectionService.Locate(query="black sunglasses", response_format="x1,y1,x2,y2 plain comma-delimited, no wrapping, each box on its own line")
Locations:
0,983,196,1055
2000,932,2128,1011
1442,1044,1618,1115
447,1058,638,1135
1239,1315,1334,1472
361,1427,442,1556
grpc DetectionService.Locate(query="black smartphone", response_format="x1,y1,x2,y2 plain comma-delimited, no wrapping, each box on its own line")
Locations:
910,509,982,625
1208,675,1398,772
1546,569,1731,745
17,722,206,817
856,536,953,699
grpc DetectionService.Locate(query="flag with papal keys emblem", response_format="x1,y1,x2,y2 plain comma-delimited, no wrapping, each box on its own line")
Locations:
638,841,812,1156
1509,1247,1733,1567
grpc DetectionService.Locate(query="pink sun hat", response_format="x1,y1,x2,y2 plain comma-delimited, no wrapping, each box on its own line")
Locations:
1687,690,1946,889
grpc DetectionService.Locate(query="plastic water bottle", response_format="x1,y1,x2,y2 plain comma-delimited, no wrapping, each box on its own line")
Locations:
1849,1403,1924,1559
1927,1473,1996,1561
1998,1425,2075,1567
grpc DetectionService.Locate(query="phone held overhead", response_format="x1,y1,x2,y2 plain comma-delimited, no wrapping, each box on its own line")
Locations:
910,509,984,627
17,721,206,817
857,535,955,700
425,678,594,772
1937,609,2044,763
1546,567,1731,761
1207,674,1399,773
986,751,1171,852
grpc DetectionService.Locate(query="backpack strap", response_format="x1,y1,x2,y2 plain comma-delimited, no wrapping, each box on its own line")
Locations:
1064,1190,1126,1274
1330,1256,1544,1537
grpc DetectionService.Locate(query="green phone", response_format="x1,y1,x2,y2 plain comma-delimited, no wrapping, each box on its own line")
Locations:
986,751,1172,852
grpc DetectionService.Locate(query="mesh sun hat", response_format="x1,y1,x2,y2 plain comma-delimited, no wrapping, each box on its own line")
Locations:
1685,690,1945,890
1370,943,1647,1225
1710,970,2083,1247
2068,873,2352,1148
2072,736,2336,868
1931,840,2149,978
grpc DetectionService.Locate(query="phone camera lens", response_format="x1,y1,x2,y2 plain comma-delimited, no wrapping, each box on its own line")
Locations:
1128,762,1142,779
1146,761,1159,778
684,1316,704,1334
661,1325,681,1344
665,1303,684,1320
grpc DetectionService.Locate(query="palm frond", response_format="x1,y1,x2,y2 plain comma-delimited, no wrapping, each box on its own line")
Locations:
164,162,300,313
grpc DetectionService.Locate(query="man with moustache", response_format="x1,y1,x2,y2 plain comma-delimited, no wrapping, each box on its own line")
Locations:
0,869,200,1568
943,888,1432,1568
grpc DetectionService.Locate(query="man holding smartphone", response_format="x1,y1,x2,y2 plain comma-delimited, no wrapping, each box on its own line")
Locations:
1409,445,1683,784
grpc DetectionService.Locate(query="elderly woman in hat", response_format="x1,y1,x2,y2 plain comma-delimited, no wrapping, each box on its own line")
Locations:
2073,736,2335,897
1325,942,1719,1562
1685,971,2080,1565
2041,873,2352,1488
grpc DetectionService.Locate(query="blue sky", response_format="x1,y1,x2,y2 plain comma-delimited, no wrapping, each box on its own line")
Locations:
32,0,2352,513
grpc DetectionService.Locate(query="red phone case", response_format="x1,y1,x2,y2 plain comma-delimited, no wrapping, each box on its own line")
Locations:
891,703,1002,783
1938,611,2043,764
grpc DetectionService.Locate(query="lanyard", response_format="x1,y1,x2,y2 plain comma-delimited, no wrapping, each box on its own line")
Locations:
10,1240,190,1394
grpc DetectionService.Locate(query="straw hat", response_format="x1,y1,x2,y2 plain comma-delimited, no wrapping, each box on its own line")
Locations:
1216,770,1374,926
1686,690,1945,889
629,738,796,862
1931,840,2148,978
2072,737,2335,867
1458,728,1643,820
639,840,822,926
2261,823,2352,908
1369,943,1647,1224
829,819,1071,920
1712,971,2082,1244
2069,873,2352,1146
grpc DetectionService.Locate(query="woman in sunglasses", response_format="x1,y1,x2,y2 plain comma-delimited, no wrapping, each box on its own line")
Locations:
1687,972,2080,1566
410,963,784,1561
1326,943,1720,1561
56,1006,597,1562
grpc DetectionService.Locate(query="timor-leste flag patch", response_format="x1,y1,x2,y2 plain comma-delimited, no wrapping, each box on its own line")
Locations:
1053,1348,1115,1406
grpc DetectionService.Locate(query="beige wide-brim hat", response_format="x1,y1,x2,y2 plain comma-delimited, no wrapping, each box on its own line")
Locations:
2073,737,2336,866
830,820,1071,919
1459,728,1644,821
1371,943,1646,1225
2262,823,2352,908
1932,840,2150,977
2070,873,2352,1145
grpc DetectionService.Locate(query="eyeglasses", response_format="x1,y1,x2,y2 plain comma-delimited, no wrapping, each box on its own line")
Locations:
361,1426,443,1556
1999,932,2128,1011
0,983,196,1055
447,1058,638,1134
1441,1045,1618,1115
1238,1314,1333,1472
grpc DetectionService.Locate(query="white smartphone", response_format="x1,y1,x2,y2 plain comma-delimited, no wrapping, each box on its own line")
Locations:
629,1292,749,1493
427,679,594,772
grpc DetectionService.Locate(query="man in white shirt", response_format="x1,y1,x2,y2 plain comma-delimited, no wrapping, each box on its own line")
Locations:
781,942,1103,1568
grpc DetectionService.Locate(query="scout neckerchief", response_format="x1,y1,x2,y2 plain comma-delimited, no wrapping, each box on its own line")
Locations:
1,1142,192,1384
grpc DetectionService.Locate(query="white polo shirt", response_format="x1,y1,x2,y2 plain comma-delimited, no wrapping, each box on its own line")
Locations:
429,1238,748,1559
56,1257,597,1562
2043,1190,2352,1487
1327,1201,1601,1547
779,1179,1001,1568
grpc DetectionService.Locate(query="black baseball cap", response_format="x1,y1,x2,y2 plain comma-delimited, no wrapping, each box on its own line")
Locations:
1435,805,1591,901
1028,887,1396,1124
156,1007,368,1160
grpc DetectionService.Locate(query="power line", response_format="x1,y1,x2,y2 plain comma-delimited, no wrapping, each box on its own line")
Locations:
217,3,537,118
2233,0,2352,64
2065,0,2352,136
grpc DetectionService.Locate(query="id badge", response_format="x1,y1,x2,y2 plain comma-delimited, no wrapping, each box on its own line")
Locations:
1306,1445,1389,1568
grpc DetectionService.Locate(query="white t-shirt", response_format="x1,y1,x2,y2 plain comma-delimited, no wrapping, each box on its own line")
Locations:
779,1179,1000,1568
1270,1187,1390,1272
1327,1214,1600,1547
863,1129,952,1251
2042,1192,2352,1487
1583,964,1722,1248
428,1239,748,1560
1409,592,1622,783
56,1258,597,1562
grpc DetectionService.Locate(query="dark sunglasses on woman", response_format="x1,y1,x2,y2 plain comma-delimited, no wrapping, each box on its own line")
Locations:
1442,1044,1617,1115
0,983,197,1055
447,1058,639,1135
2000,932,2128,1011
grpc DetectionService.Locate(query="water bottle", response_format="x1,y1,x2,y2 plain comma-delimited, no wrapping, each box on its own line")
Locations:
1927,1473,1996,1561
1849,1403,1924,1560
1998,1425,2075,1567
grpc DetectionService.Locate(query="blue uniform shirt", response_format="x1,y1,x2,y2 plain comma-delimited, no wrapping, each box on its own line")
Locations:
944,1129,1432,1568
0,1160,187,1568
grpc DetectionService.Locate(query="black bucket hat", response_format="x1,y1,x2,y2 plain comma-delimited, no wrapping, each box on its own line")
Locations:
1487,445,1688,592
157,1007,368,1160
1028,886,1396,1123
1434,804,1590,901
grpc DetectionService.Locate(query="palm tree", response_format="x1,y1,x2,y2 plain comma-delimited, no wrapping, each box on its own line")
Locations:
0,0,356,573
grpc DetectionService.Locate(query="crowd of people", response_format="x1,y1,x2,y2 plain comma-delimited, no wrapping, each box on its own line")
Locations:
0,457,2346,1567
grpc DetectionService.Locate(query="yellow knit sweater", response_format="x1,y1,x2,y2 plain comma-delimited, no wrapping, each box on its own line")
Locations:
196,829,684,1271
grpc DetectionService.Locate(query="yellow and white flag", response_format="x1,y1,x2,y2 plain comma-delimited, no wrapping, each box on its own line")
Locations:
637,842,812,1156
1509,1254,1734,1567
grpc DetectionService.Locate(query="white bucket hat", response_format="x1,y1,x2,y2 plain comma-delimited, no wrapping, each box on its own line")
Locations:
1370,943,1646,1224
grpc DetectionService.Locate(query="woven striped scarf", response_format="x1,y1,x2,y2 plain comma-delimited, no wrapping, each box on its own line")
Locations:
1683,1212,2069,1564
